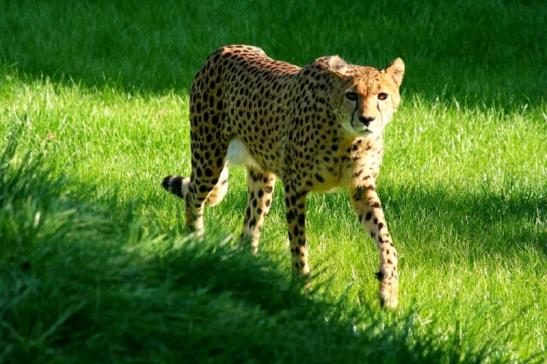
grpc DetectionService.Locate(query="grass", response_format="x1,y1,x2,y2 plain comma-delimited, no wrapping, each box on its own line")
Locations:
0,0,545,362
0,134,490,364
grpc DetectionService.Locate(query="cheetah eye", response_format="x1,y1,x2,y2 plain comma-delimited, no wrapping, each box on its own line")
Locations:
378,92,389,101
345,92,358,101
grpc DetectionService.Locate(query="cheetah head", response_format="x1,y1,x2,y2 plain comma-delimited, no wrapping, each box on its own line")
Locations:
318,56,405,136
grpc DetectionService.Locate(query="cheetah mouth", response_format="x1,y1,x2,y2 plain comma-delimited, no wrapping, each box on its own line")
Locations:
351,122,372,135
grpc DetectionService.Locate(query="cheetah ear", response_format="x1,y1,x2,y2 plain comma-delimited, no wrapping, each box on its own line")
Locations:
320,55,351,78
384,58,405,87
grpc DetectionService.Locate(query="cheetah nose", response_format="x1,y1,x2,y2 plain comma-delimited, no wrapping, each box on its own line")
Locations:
358,116,375,126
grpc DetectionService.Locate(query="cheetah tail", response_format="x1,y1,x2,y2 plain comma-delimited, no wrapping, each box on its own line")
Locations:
161,175,190,199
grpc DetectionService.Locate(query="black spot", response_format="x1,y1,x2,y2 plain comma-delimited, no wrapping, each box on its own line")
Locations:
365,212,372,221
315,173,324,182
286,210,295,221
375,271,384,281
216,157,223,168
353,189,364,201
290,195,297,205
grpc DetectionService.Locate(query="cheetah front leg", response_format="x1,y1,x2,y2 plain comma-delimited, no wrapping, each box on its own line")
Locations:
350,185,399,308
283,183,310,276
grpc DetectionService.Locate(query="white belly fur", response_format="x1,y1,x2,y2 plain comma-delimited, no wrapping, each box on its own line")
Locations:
226,139,261,169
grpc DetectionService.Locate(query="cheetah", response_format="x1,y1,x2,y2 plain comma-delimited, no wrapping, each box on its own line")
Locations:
162,45,405,308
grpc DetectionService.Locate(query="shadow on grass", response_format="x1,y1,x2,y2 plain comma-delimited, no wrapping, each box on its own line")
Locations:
381,184,546,258
0,130,498,363
1,1,545,111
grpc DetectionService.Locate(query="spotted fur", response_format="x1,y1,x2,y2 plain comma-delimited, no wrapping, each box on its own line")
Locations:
162,45,405,308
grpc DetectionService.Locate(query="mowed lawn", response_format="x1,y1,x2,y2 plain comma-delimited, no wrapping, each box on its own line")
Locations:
0,1,545,363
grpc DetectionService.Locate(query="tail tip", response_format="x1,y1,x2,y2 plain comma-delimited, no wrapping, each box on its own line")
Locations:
161,175,173,190
162,175,186,198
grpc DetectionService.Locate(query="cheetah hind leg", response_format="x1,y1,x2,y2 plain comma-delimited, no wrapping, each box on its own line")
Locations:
162,164,229,235
239,167,276,255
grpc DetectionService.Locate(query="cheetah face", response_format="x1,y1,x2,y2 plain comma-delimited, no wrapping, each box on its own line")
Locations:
341,81,396,135
326,57,405,136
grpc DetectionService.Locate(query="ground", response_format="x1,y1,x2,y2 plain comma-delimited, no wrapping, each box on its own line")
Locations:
0,1,545,363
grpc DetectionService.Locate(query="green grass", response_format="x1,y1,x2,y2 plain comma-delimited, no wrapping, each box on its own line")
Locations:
0,0,545,363
0,135,493,363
